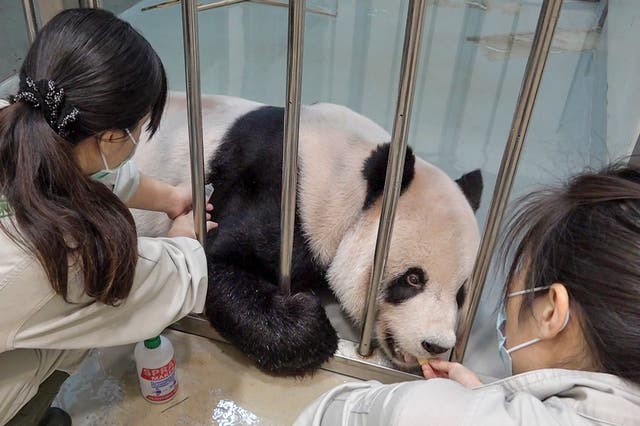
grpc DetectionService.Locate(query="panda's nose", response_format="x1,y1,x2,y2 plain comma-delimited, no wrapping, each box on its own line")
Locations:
421,341,449,355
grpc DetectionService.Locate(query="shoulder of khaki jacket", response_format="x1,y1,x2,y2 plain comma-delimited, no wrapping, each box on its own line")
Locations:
294,379,482,426
6,235,207,351
294,375,602,426
486,368,640,426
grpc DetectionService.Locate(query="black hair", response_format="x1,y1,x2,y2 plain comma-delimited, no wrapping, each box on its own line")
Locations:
0,8,167,304
501,163,640,384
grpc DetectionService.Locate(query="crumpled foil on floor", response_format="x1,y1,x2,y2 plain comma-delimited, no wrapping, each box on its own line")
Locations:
211,399,263,425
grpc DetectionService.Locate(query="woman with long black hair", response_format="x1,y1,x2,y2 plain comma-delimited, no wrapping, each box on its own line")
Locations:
0,9,215,425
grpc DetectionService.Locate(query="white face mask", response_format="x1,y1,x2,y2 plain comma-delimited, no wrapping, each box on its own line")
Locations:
90,128,138,182
496,285,570,375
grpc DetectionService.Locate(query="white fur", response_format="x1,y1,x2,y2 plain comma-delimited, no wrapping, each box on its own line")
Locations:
134,92,480,367
326,159,480,364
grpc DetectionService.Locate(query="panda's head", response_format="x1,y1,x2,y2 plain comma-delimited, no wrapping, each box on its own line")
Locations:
327,144,482,367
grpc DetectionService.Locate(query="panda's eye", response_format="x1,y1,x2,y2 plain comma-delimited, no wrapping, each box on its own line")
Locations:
456,286,466,308
386,268,427,304
456,279,470,308
407,274,421,286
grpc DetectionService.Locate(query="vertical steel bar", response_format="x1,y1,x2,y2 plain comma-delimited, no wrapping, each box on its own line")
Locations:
22,0,38,44
80,0,103,7
279,0,305,296
451,0,564,363
181,0,207,245
358,0,427,357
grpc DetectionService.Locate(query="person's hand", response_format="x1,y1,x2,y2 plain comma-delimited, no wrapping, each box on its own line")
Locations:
167,210,217,239
167,184,214,220
421,358,483,389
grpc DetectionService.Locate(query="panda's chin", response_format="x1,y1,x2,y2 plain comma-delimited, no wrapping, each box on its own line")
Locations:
383,331,419,368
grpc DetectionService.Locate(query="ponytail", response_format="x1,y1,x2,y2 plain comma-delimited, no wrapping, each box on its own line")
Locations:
0,102,138,305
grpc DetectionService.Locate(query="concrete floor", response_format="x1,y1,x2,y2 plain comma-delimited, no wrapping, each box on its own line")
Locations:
53,330,355,425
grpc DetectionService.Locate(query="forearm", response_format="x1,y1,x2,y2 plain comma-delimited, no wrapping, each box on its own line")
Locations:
126,173,177,216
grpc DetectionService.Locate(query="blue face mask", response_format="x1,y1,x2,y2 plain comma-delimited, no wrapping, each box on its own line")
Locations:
90,128,138,182
497,285,570,375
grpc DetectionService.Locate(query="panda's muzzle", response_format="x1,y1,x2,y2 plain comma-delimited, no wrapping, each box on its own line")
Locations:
385,331,399,358
383,330,418,365
421,341,449,355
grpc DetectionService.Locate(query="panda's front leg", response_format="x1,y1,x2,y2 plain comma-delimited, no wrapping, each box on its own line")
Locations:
203,257,338,375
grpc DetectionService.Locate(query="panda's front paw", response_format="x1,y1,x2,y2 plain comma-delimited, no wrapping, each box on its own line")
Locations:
205,271,338,376
253,291,338,376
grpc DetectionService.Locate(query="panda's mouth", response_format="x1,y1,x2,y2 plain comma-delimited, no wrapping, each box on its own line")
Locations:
383,331,417,366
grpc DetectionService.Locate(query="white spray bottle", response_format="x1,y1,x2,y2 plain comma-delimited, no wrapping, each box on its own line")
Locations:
134,335,178,404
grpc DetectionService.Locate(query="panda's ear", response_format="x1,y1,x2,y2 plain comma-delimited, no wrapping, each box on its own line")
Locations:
455,169,483,212
362,143,416,210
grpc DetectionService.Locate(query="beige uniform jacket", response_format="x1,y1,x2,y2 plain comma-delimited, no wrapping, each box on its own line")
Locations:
0,213,208,425
295,369,640,426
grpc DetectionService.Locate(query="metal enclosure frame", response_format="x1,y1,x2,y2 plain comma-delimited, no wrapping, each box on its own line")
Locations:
19,0,565,381
21,0,39,43
80,0,104,8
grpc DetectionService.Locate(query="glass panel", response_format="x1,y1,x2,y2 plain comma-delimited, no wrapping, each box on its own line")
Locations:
464,0,621,379
102,0,140,15
0,1,30,95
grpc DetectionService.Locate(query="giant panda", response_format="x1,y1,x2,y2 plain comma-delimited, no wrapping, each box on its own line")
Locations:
134,92,483,375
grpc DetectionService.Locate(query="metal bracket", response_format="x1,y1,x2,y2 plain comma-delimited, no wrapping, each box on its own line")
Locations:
141,0,337,18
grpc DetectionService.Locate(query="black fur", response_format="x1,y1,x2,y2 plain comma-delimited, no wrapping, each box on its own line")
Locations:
385,267,428,305
362,144,416,210
455,169,483,212
203,106,338,375
456,285,466,308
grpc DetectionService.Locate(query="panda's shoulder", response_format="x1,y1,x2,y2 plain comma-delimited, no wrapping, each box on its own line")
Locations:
227,105,285,136
302,103,390,142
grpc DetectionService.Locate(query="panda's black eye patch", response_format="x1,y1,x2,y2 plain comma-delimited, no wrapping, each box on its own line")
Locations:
456,283,467,308
385,267,428,305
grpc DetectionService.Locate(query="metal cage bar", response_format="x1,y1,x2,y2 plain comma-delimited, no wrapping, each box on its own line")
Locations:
451,0,564,363
358,0,427,357
22,0,39,44
141,0,336,17
80,0,103,8
182,0,207,245
279,0,306,296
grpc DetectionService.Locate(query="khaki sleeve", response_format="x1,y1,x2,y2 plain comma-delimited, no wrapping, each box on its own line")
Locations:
294,378,577,426
11,236,208,350
294,379,483,426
